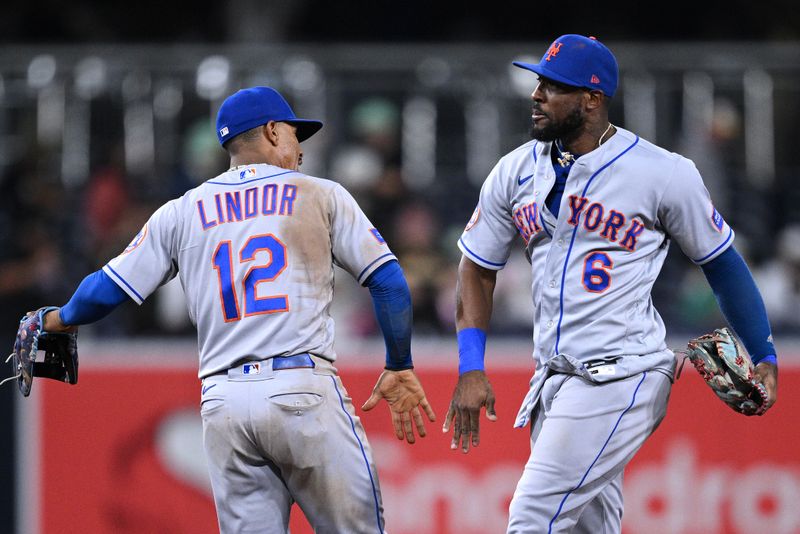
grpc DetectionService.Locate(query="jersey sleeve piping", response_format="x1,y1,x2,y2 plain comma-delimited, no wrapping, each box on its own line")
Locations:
102,264,145,304
691,227,735,264
356,252,397,285
458,237,506,270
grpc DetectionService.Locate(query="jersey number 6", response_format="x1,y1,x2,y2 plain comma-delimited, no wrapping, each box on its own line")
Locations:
212,234,289,322
582,251,613,293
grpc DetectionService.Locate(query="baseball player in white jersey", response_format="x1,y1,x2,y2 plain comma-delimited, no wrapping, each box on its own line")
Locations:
443,35,779,533
37,86,436,533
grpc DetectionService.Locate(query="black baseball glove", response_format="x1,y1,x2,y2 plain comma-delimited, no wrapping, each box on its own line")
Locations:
3,307,78,397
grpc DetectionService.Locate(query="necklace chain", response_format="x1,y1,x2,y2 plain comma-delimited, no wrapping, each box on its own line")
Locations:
555,123,614,168
598,123,614,147
554,139,574,168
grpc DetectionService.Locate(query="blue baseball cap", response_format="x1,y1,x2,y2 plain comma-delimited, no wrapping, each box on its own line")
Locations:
215,86,323,146
513,35,618,97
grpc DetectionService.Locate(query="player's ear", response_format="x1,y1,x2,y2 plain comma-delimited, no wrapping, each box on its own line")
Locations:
584,90,606,112
264,121,280,146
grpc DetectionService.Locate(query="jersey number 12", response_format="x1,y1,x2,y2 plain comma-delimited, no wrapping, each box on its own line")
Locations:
212,234,289,322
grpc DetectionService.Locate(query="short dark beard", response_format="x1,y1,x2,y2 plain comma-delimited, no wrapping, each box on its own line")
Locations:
530,105,585,144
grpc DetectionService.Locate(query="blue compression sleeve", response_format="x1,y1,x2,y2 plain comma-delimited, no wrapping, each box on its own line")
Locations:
60,270,130,325
364,260,414,370
701,246,777,365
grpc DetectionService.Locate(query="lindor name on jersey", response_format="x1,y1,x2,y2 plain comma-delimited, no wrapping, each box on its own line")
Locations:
196,183,298,230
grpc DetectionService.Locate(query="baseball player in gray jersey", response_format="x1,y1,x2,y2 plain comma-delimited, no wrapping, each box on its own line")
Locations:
443,35,778,533
33,86,436,533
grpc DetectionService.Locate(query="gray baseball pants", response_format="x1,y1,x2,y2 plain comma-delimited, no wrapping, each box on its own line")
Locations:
508,370,671,533
200,355,385,534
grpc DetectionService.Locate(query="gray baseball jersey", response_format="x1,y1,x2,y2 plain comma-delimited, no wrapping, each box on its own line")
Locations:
103,163,394,533
104,163,395,377
459,127,732,531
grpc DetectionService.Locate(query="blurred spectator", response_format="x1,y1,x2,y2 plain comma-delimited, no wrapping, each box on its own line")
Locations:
0,152,73,330
83,143,132,267
168,118,228,196
0,45,797,349
667,98,747,334
753,224,800,333
80,174,155,335
390,201,451,334
672,267,724,333
351,98,401,160
330,97,408,245
364,166,409,247
330,97,401,189
151,118,226,336
678,97,742,218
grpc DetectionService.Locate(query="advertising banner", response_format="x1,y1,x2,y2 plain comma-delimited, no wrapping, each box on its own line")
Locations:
26,342,800,534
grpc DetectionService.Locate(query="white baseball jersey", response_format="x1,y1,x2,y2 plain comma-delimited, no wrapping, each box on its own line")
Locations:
458,126,733,426
104,163,396,378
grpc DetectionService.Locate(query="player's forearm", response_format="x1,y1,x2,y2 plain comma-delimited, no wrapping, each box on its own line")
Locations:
365,260,414,370
60,270,130,326
455,256,497,374
701,246,777,365
455,256,496,331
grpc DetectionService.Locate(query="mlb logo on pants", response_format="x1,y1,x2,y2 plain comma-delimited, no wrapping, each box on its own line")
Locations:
243,362,261,375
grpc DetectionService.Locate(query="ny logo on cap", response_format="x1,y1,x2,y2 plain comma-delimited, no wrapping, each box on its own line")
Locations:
545,42,563,62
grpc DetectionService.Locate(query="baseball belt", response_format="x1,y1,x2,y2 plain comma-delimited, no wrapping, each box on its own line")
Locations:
210,353,316,378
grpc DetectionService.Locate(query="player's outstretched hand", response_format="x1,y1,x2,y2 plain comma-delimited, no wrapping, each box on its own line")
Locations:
754,360,778,415
442,370,496,454
362,369,436,444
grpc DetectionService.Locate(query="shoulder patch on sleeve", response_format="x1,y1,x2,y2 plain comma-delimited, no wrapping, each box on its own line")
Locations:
370,228,386,244
121,223,148,254
465,207,481,231
711,205,724,232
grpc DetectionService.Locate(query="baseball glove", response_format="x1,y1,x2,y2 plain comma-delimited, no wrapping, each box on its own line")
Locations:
2,307,78,397
683,327,767,415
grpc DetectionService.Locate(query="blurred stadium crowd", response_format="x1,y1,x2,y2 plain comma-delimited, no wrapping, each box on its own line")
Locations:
1,42,800,345
1,6,799,533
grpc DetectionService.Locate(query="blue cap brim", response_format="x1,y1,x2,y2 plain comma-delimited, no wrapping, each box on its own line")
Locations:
286,119,323,142
512,61,586,90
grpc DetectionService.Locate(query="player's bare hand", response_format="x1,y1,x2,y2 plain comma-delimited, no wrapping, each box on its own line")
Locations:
362,369,436,444
754,360,778,415
42,308,78,334
442,370,496,453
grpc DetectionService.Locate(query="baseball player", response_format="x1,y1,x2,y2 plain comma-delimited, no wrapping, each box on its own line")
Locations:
36,86,436,533
443,35,778,532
